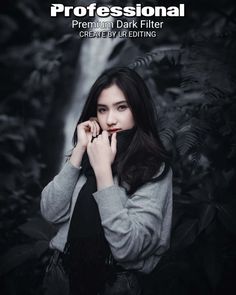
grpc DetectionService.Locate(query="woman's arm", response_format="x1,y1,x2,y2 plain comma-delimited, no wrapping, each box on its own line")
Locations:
87,130,172,262
40,160,81,223
41,120,100,223
93,169,173,262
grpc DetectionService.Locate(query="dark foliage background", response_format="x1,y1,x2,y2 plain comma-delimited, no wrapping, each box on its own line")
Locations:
0,0,236,294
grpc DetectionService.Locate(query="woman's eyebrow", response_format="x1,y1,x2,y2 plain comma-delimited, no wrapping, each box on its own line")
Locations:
97,100,127,107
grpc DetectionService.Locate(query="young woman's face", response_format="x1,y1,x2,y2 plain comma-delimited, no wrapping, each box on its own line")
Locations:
96,84,135,135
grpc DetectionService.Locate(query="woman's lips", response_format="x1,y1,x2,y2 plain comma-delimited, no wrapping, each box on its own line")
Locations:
108,128,122,133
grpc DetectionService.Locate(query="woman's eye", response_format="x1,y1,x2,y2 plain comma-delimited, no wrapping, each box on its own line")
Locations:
118,105,128,111
97,108,106,113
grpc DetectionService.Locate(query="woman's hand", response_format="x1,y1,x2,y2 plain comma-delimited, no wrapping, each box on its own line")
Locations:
76,119,100,149
87,131,117,190
87,131,117,171
70,119,100,168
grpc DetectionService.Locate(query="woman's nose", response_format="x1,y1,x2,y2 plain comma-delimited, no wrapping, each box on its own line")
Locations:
106,111,117,125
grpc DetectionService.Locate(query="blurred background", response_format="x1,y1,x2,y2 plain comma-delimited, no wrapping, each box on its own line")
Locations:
0,0,236,294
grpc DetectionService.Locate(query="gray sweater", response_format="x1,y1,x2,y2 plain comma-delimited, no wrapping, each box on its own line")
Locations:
41,161,172,274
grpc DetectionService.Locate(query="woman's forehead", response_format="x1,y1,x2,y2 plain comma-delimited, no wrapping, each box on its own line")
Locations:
97,84,127,105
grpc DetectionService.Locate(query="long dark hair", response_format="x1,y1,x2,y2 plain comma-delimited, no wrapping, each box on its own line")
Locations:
73,67,171,194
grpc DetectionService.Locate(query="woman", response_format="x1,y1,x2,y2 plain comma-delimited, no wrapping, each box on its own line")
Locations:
41,67,172,295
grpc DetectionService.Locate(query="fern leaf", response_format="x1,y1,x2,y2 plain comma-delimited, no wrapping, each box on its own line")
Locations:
129,48,180,69
159,128,175,146
176,130,199,156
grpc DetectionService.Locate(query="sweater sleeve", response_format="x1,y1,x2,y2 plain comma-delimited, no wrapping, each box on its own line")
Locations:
93,169,172,263
40,161,81,223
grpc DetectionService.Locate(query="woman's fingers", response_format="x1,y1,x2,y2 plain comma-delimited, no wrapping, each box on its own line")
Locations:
110,132,117,155
90,131,109,146
93,121,100,136
87,132,93,143
91,121,96,137
81,120,98,136
94,121,100,135
76,120,101,148
101,130,109,142
80,120,93,132
87,130,116,167
88,118,100,136
89,117,98,122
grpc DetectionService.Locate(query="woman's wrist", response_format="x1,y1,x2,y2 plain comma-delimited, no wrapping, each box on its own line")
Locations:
94,165,114,190
69,144,86,168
